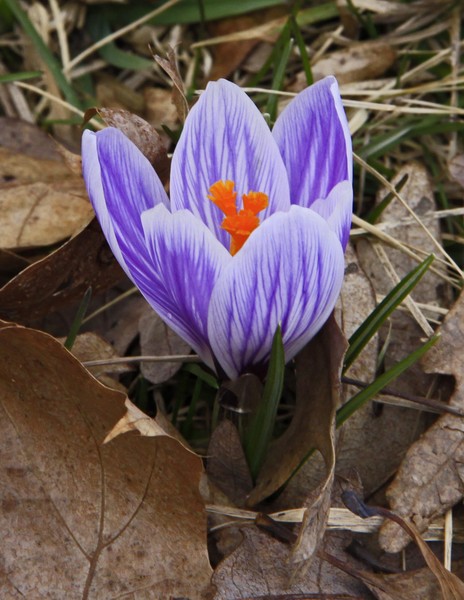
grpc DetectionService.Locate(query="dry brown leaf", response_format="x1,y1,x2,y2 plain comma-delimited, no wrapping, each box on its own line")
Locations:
0,323,213,598
144,86,179,130
104,398,184,444
357,161,447,396
104,295,148,355
0,119,93,249
84,108,170,184
0,116,64,160
0,146,74,184
0,179,93,249
343,495,464,599
154,47,189,123
313,43,396,86
95,74,145,114
248,316,347,505
139,308,191,384
246,316,347,574
288,43,395,93
208,7,285,80
65,331,125,370
284,245,384,497
207,419,253,507
379,290,464,553
323,551,443,600
0,218,123,323
64,331,130,391
212,528,366,599
448,154,464,189
353,162,446,498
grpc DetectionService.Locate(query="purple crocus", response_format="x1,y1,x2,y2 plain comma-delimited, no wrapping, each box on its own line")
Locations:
82,76,352,380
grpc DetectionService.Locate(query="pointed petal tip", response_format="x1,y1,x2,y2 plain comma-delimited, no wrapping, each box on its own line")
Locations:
272,75,352,208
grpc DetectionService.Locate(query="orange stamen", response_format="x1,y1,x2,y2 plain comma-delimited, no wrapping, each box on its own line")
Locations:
207,180,237,216
242,191,268,214
208,180,269,255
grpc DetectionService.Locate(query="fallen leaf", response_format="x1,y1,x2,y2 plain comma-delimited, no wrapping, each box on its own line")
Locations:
144,86,179,130
64,331,130,391
379,289,464,553
283,245,386,497
246,316,347,574
103,295,148,356
104,398,182,443
0,218,123,323
84,107,170,184
0,323,213,598
248,316,347,505
0,146,72,184
0,116,63,160
344,494,464,599
448,154,464,189
0,119,93,249
154,47,189,123
208,7,285,80
338,243,437,495
211,528,366,599
95,74,145,114
357,161,448,396
323,551,443,600
313,43,396,86
139,308,191,384
0,179,93,249
207,419,253,507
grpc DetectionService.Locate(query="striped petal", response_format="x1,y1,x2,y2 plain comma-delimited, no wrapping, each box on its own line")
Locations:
141,205,231,367
170,79,291,248
309,180,353,250
272,76,352,209
207,205,345,379
82,128,169,291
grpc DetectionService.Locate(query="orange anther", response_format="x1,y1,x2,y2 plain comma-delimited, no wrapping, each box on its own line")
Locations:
208,180,269,255
242,191,268,215
207,180,237,216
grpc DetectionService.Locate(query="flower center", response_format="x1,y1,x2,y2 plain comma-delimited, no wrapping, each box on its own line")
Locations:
208,180,268,255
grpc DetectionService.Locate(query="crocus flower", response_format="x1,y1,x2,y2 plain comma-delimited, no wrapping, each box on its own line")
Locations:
82,76,352,380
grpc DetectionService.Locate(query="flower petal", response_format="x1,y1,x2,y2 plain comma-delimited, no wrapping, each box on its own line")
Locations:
309,180,353,250
272,76,352,208
207,205,345,379
141,205,231,368
170,79,291,248
82,126,176,307
82,129,129,273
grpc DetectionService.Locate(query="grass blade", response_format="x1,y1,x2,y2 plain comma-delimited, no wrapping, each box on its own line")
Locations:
64,287,92,350
245,326,285,481
4,0,81,107
266,26,293,123
338,334,439,427
289,16,313,86
0,71,42,83
344,254,435,372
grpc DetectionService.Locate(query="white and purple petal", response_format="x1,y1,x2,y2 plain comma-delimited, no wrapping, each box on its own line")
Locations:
272,76,352,210
207,205,345,379
82,128,170,289
170,79,291,248
309,180,353,250
82,130,130,274
141,205,231,368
